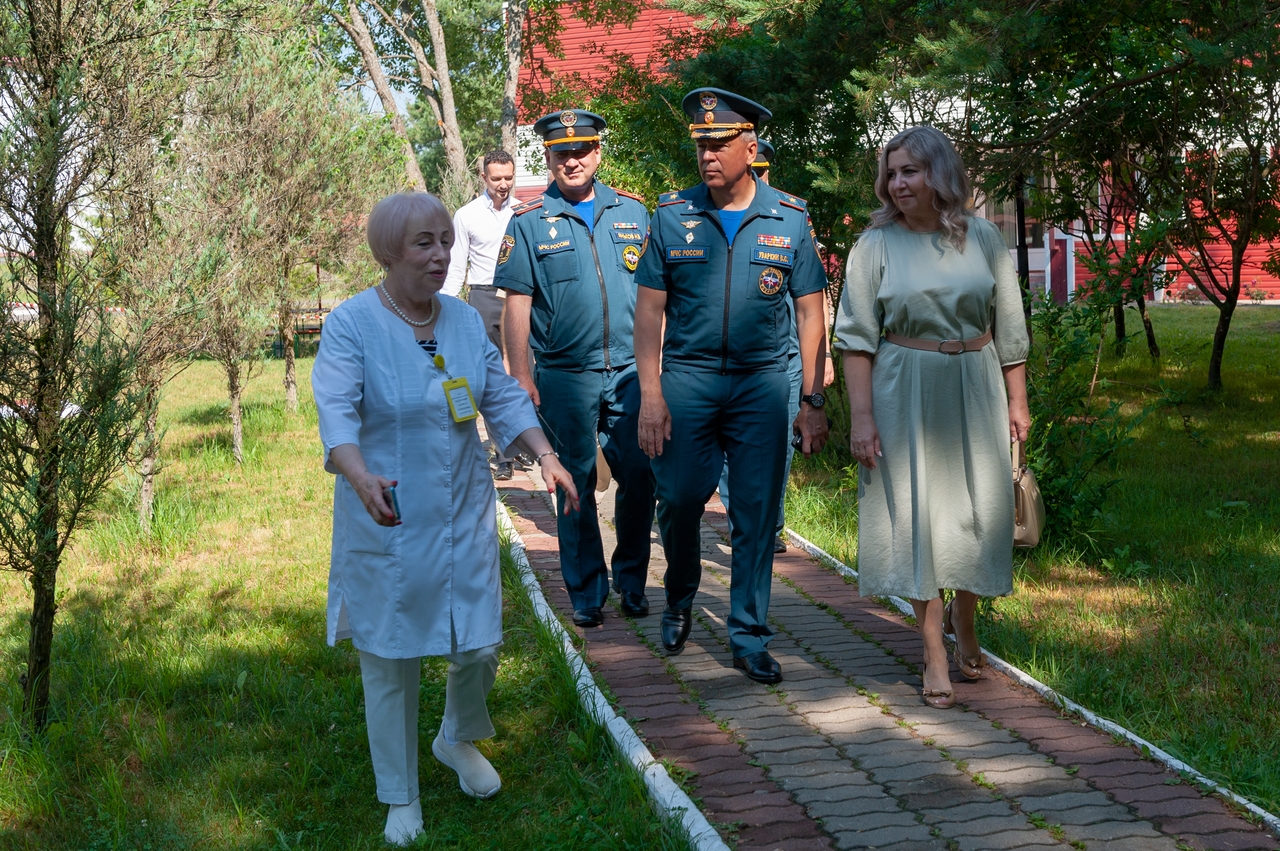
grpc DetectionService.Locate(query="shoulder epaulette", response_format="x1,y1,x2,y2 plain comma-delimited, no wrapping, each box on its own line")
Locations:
616,189,646,204
658,191,685,207
777,192,807,212
512,198,543,216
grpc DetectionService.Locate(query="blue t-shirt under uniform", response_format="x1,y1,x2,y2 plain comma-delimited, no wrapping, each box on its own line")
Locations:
571,198,595,233
718,208,746,246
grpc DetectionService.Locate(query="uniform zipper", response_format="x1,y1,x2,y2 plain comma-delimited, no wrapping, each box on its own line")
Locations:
720,243,733,374
588,222,612,371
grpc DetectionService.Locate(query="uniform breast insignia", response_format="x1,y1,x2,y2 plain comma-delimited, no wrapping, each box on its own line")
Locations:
613,222,640,230
537,239,572,253
758,266,784,295
545,216,562,223
679,220,701,228
498,234,515,265
667,246,708,261
622,244,641,272
613,231,643,241
752,248,794,267
758,234,791,249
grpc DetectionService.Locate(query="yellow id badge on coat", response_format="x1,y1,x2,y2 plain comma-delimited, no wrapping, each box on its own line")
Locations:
442,377,478,422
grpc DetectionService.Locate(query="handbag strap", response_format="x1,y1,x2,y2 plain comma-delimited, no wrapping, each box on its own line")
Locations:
1012,440,1026,474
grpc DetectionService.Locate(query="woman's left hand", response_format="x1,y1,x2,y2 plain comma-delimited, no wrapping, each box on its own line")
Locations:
1008,398,1030,444
539,454,580,515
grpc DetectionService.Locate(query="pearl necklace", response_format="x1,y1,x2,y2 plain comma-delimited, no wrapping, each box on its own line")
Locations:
381,284,437,328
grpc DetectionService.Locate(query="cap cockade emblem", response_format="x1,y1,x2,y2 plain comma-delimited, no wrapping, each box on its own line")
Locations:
699,92,718,110
560,110,577,127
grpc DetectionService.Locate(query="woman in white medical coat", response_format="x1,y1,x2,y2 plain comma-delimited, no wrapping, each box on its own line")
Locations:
312,192,577,846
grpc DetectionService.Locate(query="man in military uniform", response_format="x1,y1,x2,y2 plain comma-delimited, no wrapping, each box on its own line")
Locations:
497,110,655,629
634,90,830,683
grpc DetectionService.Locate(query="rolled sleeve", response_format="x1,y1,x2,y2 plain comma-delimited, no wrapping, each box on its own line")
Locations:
833,229,886,355
311,306,365,473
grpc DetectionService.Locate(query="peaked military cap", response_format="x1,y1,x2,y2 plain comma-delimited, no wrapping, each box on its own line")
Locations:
682,87,771,140
752,139,775,170
534,109,606,151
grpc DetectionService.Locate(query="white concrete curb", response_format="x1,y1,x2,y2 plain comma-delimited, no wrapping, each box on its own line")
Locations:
783,527,1280,839
496,499,731,851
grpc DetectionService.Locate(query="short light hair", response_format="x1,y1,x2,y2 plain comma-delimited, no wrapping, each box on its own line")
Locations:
365,192,450,270
870,125,973,250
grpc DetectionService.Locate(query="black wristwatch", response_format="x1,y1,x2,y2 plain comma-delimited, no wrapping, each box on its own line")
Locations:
801,393,826,409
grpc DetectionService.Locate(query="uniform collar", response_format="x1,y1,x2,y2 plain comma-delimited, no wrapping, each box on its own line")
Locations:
681,176,784,222
540,179,618,226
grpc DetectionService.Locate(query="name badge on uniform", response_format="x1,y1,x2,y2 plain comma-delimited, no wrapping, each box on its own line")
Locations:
752,247,794,267
442,377,478,422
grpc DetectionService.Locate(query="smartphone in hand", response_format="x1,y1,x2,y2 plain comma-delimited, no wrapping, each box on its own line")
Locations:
383,484,402,523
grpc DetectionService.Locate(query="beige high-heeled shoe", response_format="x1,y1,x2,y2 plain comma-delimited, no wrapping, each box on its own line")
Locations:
944,601,985,681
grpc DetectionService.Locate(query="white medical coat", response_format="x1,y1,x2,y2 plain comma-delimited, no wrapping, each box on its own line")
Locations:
312,288,539,658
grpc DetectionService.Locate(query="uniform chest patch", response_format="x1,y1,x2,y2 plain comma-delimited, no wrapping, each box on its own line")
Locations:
498,234,515,265
612,231,643,242
612,222,640,229
537,239,572,254
758,234,791,249
752,247,794,267
759,266,785,295
667,246,707,262
622,244,641,272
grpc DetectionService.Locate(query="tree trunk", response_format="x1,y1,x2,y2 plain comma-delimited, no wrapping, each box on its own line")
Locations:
228,363,244,464
1113,301,1127,358
335,1,426,190
139,398,159,534
417,0,470,180
1207,294,1236,392
24,557,57,731
501,0,527,156
1136,291,1160,359
282,319,297,412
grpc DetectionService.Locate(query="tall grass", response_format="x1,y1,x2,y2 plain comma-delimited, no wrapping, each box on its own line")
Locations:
789,305,1280,812
0,360,689,850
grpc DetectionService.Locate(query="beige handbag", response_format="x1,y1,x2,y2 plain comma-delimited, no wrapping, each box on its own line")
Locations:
1013,441,1045,548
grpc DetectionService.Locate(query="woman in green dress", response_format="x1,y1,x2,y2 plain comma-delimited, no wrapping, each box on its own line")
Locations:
833,126,1030,708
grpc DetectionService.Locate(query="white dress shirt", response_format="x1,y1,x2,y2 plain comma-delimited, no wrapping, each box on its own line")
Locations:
444,191,515,297
312,288,540,657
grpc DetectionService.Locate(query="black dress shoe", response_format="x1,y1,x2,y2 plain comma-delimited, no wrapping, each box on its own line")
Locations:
661,608,692,654
733,651,783,684
773,535,788,553
619,591,650,617
572,607,603,627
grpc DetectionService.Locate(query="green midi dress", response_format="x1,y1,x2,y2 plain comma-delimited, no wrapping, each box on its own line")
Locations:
833,218,1030,601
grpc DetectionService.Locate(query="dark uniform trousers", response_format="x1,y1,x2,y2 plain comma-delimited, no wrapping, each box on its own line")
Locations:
653,369,791,657
537,362,654,609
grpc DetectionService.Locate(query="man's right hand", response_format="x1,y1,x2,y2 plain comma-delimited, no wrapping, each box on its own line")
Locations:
638,391,672,458
513,372,540,407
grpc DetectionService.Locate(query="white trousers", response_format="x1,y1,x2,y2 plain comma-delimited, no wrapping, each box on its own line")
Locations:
358,644,501,804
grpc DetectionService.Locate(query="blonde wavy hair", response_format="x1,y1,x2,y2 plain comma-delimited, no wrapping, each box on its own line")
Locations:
869,125,972,251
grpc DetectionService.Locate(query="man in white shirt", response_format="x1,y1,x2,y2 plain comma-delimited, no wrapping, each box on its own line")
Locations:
446,150,519,478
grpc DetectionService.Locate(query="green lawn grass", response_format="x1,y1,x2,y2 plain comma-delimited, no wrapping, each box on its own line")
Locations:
789,304,1280,813
0,359,690,851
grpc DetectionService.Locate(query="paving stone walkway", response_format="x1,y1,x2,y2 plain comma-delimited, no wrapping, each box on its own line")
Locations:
497,468,1277,851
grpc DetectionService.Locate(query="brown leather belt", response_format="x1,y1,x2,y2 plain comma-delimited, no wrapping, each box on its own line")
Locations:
884,329,992,355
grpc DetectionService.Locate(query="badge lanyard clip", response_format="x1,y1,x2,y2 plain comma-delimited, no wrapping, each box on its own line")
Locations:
431,354,479,423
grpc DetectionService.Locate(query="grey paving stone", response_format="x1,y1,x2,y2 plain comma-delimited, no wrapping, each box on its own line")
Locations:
866,841,951,851
942,740,1032,760
961,754,1058,777
996,779,1091,799
870,760,964,784
777,770,877,792
807,800,918,824
789,782,888,805
952,830,1063,850
933,814,1040,837
1048,803,1143,826
742,735,827,753
829,823,938,848
1016,790,1116,812
768,761,867,780
1059,821,1175,842
751,745,843,765
855,747,947,771
1085,835,1183,851
828,727,911,750
917,800,1016,824
727,713,815,732
699,693,780,712
973,764,1069,785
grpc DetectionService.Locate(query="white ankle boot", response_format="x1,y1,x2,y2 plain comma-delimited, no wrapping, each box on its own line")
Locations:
384,799,423,846
431,729,501,799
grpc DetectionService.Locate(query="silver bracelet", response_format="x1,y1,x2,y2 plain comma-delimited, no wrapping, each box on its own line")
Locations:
536,450,557,462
